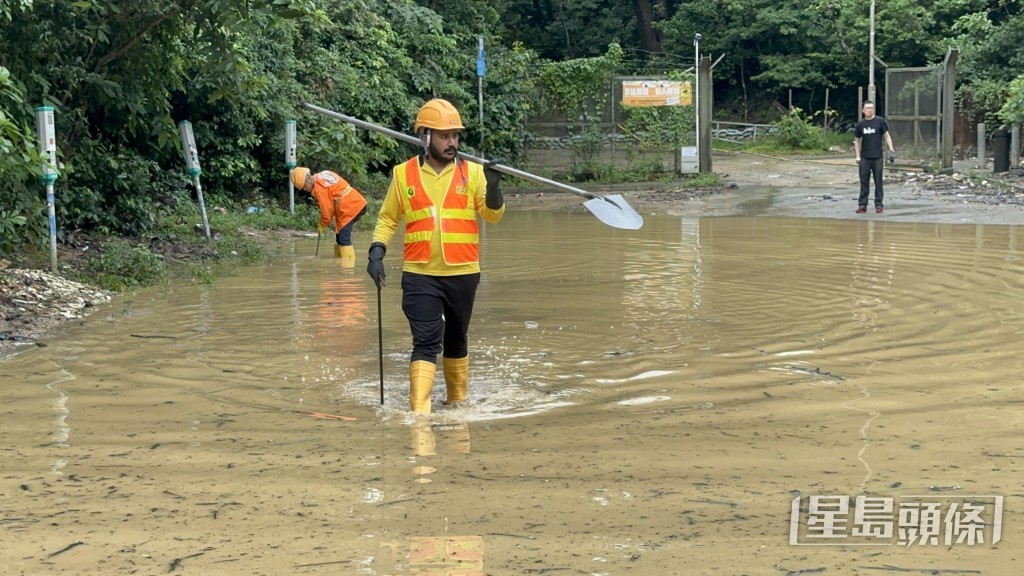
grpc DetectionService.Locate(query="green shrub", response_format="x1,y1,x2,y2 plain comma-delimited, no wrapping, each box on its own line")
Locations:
771,107,825,151
83,242,165,291
61,140,190,236
0,209,29,255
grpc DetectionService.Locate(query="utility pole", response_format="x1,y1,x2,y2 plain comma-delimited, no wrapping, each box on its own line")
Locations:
868,0,876,103
694,33,701,172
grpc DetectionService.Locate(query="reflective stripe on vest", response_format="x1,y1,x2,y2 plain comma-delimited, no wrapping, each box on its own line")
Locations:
399,158,479,264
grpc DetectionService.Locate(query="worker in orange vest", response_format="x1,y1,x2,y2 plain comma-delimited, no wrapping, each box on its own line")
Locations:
291,167,368,267
366,99,504,413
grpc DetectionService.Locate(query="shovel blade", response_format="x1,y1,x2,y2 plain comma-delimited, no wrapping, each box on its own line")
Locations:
582,194,644,230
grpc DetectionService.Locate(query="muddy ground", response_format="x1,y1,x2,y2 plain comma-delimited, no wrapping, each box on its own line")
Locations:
508,151,1024,222
3,152,1023,360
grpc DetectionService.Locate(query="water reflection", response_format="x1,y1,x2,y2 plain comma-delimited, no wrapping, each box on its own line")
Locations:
6,215,1023,422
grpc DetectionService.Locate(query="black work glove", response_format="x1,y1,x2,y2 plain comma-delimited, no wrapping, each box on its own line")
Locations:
887,150,896,164
367,242,386,289
484,159,504,210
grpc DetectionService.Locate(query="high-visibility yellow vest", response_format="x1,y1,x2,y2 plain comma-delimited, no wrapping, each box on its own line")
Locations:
398,158,479,265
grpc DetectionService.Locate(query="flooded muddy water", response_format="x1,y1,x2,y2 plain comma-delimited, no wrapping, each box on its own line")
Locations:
2,212,1022,575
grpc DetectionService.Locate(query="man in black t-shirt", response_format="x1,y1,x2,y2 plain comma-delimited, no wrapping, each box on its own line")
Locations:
854,101,896,214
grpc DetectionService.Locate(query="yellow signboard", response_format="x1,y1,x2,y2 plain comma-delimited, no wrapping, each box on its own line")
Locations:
622,80,692,106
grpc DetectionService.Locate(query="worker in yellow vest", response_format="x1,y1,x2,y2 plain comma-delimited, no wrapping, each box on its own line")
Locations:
366,98,505,413
291,167,368,267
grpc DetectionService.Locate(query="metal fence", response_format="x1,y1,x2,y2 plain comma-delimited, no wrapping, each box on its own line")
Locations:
525,76,692,140
885,66,941,155
711,121,775,142
524,75,783,173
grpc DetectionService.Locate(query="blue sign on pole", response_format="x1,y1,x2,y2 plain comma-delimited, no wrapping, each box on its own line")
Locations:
476,38,486,77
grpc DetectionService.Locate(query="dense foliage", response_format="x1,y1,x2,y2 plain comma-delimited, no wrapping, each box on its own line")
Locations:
1,0,1021,256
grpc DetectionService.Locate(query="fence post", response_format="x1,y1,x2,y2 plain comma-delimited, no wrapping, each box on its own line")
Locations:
1013,124,1021,169
940,48,958,171
823,88,830,140
610,77,616,162
977,123,986,168
698,55,713,173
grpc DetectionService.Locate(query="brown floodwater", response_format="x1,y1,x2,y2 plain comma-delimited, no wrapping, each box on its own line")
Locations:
2,212,1022,575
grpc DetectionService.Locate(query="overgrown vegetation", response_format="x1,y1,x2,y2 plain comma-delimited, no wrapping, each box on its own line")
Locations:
767,107,826,151
64,190,379,291
537,44,624,180
83,242,166,291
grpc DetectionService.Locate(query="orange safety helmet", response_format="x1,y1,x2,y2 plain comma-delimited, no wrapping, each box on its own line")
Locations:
291,166,310,190
414,99,464,133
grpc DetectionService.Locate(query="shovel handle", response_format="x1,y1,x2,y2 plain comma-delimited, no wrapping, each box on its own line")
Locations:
302,103,597,201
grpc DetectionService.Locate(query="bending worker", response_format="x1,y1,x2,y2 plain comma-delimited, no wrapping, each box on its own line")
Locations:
292,166,368,267
366,98,505,413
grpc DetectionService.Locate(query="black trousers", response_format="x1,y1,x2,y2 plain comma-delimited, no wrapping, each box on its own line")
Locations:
401,271,480,364
858,158,884,208
335,205,367,246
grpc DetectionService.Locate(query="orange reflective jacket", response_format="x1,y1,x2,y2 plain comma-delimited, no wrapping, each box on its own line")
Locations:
398,158,479,265
311,171,368,232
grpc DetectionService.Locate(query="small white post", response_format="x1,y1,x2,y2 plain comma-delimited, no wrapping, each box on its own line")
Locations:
36,106,58,272
285,120,297,213
178,121,211,240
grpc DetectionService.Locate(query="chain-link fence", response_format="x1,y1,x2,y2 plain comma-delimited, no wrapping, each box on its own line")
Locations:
524,76,697,175
885,66,941,157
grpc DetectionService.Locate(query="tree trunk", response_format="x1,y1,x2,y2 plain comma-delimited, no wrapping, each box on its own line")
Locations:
740,62,748,123
633,0,661,54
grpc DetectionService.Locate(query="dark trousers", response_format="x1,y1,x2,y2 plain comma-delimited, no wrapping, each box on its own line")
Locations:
401,271,480,364
336,206,367,246
858,158,884,208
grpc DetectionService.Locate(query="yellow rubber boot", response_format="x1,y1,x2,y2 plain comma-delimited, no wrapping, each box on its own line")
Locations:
442,356,469,405
409,360,436,413
338,245,355,268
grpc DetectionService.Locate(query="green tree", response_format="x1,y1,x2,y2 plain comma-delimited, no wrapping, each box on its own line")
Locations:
0,65,44,255
952,5,1024,126
537,43,623,171
502,0,640,60
0,0,317,239
999,75,1024,125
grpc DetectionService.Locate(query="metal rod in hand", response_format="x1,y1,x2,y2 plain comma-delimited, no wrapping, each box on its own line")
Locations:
377,285,384,406
315,230,321,257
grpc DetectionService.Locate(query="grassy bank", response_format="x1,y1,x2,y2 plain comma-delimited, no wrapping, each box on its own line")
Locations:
12,192,382,293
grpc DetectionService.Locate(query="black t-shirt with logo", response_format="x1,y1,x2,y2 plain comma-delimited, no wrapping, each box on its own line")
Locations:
855,116,889,159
